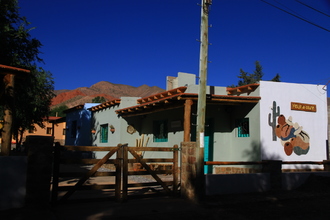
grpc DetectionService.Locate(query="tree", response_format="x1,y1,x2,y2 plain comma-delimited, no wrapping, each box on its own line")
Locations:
271,73,281,82
231,61,281,87
92,96,107,103
50,105,68,117
0,0,55,150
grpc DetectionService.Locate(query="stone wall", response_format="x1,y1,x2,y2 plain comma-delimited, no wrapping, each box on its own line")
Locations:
214,166,261,174
180,142,197,200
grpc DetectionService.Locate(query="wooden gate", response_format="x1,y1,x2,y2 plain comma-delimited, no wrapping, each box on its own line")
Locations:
51,143,179,204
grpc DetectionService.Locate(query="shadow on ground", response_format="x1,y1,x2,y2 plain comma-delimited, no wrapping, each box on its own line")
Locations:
2,174,330,220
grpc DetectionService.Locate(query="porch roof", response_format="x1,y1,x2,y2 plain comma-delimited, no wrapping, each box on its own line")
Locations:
116,86,261,117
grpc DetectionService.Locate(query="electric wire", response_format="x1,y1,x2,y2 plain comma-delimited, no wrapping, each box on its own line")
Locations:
275,0,308,20
261,0,330,32
295,0,330,18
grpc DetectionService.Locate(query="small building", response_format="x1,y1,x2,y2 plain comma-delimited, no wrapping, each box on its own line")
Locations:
70,72,328,173
64,103,100,146
23,116,66,145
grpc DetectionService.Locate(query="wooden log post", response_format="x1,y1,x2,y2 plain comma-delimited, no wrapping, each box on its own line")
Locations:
0,65,30,156
115,144,123,201
122,144,129,202
51,142,61,205
1,74,15,156
25,136,54,208
184,99,193,142
172,144,179,195
323,160,330,171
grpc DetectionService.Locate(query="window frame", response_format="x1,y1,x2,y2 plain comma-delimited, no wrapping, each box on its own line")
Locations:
100,124,109,143
46,127,52,135
236,118,250,137
153,120,168,142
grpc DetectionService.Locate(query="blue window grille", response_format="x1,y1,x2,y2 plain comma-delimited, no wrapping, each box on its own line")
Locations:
236,118,250,137
153,120,168,142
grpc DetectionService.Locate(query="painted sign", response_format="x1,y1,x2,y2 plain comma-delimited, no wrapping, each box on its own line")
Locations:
275,114,310,156
291,102,316,112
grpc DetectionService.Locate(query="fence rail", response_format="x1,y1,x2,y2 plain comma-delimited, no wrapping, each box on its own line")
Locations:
204,160,330,175
205,160,330,166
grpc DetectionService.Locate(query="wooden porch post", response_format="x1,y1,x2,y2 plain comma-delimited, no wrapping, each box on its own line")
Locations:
0,64,30,156
1,74,15,156
184,99,193,142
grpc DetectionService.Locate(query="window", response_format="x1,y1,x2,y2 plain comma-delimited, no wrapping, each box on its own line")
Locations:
153,120,168,142
236,118,250,137
63,129,66,135
46,127,52,134
71,120,77,138
100,124,108,143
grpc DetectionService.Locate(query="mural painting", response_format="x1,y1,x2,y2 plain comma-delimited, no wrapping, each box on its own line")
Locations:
269,101,310,156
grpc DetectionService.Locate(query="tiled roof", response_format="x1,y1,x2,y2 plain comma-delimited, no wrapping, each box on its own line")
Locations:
63,104,85,113
116,87,187,116
226,83,259,95
90,99,121,112
136,87,187,104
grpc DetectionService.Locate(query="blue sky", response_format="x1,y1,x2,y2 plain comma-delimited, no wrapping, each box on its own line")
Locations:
19,0,330,97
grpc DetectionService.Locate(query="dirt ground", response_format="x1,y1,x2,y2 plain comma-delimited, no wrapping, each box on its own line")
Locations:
2,174,330,220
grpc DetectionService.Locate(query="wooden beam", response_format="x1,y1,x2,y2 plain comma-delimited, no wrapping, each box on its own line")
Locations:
211,98,259,103
184,99,193,142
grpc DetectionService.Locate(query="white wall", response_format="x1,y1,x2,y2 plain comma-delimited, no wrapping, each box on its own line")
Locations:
92,97,140,158
259,81,328,168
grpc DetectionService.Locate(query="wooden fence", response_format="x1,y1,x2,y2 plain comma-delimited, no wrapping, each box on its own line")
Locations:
205,160,330,170
51,143,179,204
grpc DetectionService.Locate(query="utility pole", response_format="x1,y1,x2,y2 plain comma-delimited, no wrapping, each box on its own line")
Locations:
196,0,211,199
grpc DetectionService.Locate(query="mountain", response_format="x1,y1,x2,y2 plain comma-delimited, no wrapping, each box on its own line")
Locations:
51,81,165,109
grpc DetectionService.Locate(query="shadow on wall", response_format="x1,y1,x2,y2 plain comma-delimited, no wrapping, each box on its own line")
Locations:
91,114,100,146
243,141,282,162
74,109,93,146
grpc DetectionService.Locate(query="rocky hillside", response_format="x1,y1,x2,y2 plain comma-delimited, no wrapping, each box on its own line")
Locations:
52,81,165,109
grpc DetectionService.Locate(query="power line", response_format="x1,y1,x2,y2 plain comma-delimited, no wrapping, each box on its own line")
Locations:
275,0,307,20
261,0,330,33
295,0,330,18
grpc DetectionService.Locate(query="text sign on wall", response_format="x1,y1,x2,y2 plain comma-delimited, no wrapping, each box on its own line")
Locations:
291,102,317,112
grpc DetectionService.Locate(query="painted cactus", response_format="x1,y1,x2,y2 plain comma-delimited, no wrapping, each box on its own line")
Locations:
268,101,280,141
